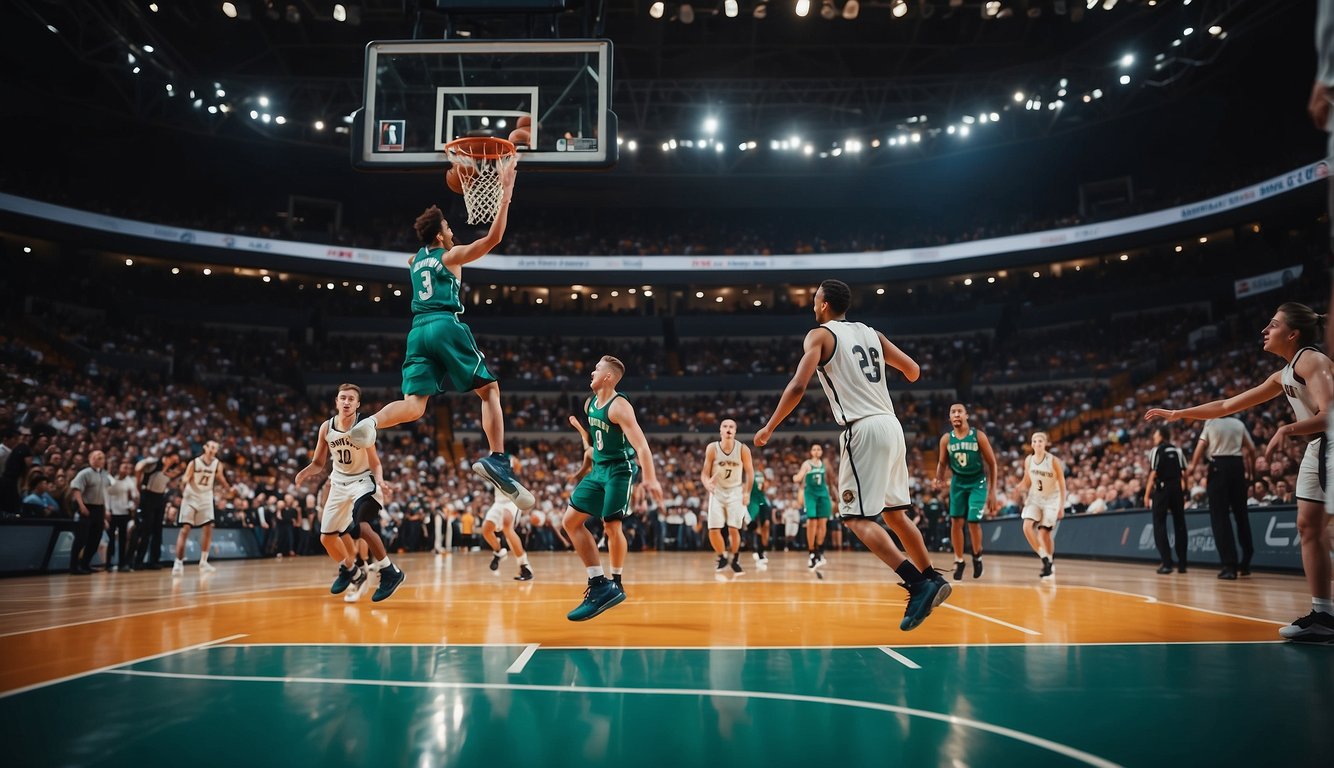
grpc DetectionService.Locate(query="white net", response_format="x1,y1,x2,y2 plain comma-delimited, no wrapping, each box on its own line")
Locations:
446,139,517,224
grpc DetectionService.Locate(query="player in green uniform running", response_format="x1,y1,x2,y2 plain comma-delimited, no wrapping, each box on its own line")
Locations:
348,165,533,512
564,355,665,621
746,467,772,569
793,444,832,569
934,403,998,581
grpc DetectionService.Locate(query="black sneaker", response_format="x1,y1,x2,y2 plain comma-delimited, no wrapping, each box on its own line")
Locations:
330,564,356,594
953,560,965,581
612,573,625,596
567,578,626,621
716,555,728,573
808,552,818,570
1278,610,1334,642
730,558,744,575
900,578,952,631
1040,557,1053,579
514,565,533,581
1157,564,1173,574
371,566,405,602
972,558,983,579
1217,568,1237,580
489,549,508,572
472,454,536,511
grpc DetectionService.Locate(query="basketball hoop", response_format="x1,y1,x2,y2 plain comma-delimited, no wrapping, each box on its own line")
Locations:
444,136,518,225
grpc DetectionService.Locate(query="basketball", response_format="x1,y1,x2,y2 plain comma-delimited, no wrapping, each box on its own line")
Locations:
445,165,464,195
516,114,532,129
508,128,531,147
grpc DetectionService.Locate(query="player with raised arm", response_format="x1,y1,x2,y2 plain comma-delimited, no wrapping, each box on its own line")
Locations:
1145,302,1334,642
295,384,406,603
348,164,534,514
563,356,666,621
702,419,754,576
1014,431,1066,578
756,279,949,632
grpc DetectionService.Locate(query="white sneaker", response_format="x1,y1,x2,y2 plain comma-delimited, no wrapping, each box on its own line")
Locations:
200,561,217,574
172,561,184,576
344,581,364,602
348,417,377,448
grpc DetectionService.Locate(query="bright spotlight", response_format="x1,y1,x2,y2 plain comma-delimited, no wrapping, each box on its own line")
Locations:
795,0,810,17
1119,74,1131,85
222,2,238,19
1120,53,1134,67
703,117,719,134
892,0,907,18
725,0,739,17
1014,91,1025,102
333,4,347,22
649,1,664,19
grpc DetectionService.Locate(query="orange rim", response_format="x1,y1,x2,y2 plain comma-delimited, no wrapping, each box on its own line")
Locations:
444,136,517,160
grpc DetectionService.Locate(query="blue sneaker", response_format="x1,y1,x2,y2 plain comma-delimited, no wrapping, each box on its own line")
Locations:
330,564,355,595
900,577,951,631
371,565,405,602
473,454,536,511
566,578,626,621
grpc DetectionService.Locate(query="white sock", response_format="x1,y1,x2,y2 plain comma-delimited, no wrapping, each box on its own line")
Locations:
375,556,392,571
611,567,623,576
518,554,529,566
955,559,965,564
1314,598,1334,615
175,558,183,566
587,566,604,579
199,551,209,565
1038,549,1050,560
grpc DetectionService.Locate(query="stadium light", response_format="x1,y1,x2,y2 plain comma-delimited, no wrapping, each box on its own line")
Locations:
649,2,664,19
892,0,907,18
334,4,347,22
703,117,719,134
842,0,860,19
222,3,237,19
679,3,695,23
725,0,739,17
795,0,810,18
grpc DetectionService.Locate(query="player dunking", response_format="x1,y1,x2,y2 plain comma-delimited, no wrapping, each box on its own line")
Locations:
563,356,665,621
793,444,832,570
702,419,754,576
1146,302,1334,642
348,165,533,513
1015,431,1066,578
756,279,950,631
295,384,406,603
172,440,232,575
934,403,997,580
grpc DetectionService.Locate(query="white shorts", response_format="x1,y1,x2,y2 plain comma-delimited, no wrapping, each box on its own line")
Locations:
179,494,214,527
484,497,519,527
707,488,748,529
1022,498,1061,528
1296,439,1327,506
837,413,911,518
320,474,382,535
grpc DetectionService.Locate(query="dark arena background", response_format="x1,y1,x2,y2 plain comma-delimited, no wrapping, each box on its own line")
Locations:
1,1,1332,766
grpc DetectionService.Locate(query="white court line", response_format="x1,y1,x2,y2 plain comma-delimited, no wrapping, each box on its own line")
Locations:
506,644,540,674
214,639,1290,650
107,668,1122,768
941,603,1042,635
877,646,921,669
1077,585,1287,626
0,633,247,699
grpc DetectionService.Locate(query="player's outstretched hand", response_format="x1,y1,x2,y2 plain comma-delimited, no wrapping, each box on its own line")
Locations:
754,425,774,447
644,478,666,509
1143,408,1178,422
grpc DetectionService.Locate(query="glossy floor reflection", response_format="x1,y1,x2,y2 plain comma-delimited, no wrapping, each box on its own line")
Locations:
1,551,1329,766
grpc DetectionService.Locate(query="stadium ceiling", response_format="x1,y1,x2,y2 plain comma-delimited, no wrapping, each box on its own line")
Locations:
2,0,1305,170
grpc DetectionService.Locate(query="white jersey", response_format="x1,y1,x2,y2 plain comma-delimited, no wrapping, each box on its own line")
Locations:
710,440,745,492
1281,347,1322,423
325,417,372,479
183,456,219,498
815,320,896,426
1024,453,1061,504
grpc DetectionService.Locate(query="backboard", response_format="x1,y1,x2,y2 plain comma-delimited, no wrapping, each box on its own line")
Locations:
353,39,615,171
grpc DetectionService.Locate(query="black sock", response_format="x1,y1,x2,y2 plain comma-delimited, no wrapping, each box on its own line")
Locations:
757,542,766,556
612,573,622,584
972,552,982,560
896,561,926,585
355,556,364,568
491,451,506,460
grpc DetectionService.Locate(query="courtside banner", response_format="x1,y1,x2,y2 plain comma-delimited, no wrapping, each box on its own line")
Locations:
979,506,1302,570
1235,265,1304,299
1,160,1325,273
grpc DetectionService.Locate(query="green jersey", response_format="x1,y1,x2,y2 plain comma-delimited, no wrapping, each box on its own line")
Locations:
587,394,635,465
947,428,984,479
748,475,769,513
409,247,463,315
803,460,827,496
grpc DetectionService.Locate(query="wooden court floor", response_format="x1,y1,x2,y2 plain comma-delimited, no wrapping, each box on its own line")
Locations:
1,550,1330,767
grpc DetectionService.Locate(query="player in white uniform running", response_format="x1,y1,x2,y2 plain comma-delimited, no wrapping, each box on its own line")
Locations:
295,384,406,603
702,419,754,575
756,279,950,631
1014,431,1066,579
1146,302,1334,643
481,454,533,581
172,440,232,575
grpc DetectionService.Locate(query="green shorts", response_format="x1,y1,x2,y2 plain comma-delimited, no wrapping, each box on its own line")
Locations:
570,462,635,521
949,477,987,522
805,494,832,520
401,313,497,396
748,501,771,525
